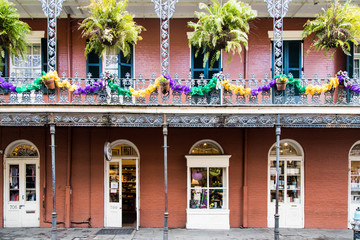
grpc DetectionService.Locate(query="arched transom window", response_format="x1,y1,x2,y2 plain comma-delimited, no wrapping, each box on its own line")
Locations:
270,141,301,156
190,140,223,155
112,144,138,157
10,144,38,157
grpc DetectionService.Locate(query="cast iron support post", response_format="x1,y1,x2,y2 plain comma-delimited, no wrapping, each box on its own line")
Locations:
50,123,57,240
274,115,281,240
40,0,64,72
162,114,168,240
264,0,291,76
152,0,178,75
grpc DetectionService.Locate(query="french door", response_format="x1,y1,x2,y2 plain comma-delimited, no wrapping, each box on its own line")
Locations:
4,159,40,227
105,157,139,229
268,156,304,228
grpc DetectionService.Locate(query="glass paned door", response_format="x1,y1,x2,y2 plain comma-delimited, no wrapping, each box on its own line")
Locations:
349,159,360,227
5,160,39,227
106,161,122,227
268,158,303,228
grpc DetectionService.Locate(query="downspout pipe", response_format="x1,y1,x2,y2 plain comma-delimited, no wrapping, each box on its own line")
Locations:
163,114,169,240
274,114,281,240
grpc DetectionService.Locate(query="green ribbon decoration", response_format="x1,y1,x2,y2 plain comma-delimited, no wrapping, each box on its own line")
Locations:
107,81,132,97
190,76,218,96
286,76,306,93
15,76,43,93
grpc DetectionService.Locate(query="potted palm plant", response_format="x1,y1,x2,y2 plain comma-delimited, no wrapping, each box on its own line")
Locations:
0,0,31,63
302,0,360,57
79,0,145,59
188,0,256,68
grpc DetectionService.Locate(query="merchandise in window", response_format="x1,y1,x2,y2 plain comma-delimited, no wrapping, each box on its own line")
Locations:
189,167,225,209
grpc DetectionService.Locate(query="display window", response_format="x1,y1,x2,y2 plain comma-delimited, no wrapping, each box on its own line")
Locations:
186,140,231,229
189,167,226,209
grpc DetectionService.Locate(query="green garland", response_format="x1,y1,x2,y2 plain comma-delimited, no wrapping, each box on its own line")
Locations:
190,76,218,95
107,81,132,96
15,77,42,93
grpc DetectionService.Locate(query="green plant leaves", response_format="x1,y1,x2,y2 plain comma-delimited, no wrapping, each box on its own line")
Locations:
79,0,145,58
188,0,256,68
0,0,31,62
302,0,360,57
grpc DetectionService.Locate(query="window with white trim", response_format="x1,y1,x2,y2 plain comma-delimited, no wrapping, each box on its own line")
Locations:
10,31,45,78
187,141,229,210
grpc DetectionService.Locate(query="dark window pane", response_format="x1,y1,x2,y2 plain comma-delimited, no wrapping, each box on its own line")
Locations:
208,71,220,79
289,70,300,78
288,42,300,69
87,51,100,64
193,71,205,79
194,51,205,69
120,66,131,78
88,66,100,78
208,51,220,69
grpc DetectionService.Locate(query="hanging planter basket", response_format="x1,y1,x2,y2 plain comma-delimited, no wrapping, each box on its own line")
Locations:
159,79,170,95
43,77,55,90
276,81,287,91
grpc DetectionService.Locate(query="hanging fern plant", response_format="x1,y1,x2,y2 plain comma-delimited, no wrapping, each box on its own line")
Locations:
79,0,145,59
0,0,31,61
188,0,256,68
302,0,360,57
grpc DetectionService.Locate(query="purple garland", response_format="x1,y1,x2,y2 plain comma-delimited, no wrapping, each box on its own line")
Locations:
337,72,360,93
167,75,191,94
250,78,276,96
73,80,104,95
0,78,16,92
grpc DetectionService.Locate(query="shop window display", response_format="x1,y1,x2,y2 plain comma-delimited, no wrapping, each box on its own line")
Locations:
189,167,226,209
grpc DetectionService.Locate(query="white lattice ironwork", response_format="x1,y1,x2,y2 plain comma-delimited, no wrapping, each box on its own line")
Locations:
152,0,178,75
40,0,64,72
265,0,292,76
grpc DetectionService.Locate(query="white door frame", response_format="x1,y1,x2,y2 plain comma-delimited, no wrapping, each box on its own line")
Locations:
104,140,140,229
348,141,360,228
3,140,40,228
267,139,305,228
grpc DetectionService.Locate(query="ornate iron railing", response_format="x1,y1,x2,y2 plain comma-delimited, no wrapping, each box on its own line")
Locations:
0,73,359,105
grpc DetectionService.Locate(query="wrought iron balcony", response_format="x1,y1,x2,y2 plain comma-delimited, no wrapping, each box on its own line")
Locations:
0,72,359,106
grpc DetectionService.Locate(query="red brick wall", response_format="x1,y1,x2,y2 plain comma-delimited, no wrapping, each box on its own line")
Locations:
0,126,356,228
245,128,354,228
20,17,347,79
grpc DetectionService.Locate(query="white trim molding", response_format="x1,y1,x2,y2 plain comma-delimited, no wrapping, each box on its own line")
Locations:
268,31,303,41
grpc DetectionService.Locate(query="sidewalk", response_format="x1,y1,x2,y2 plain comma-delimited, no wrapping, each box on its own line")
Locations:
0,227,353,240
